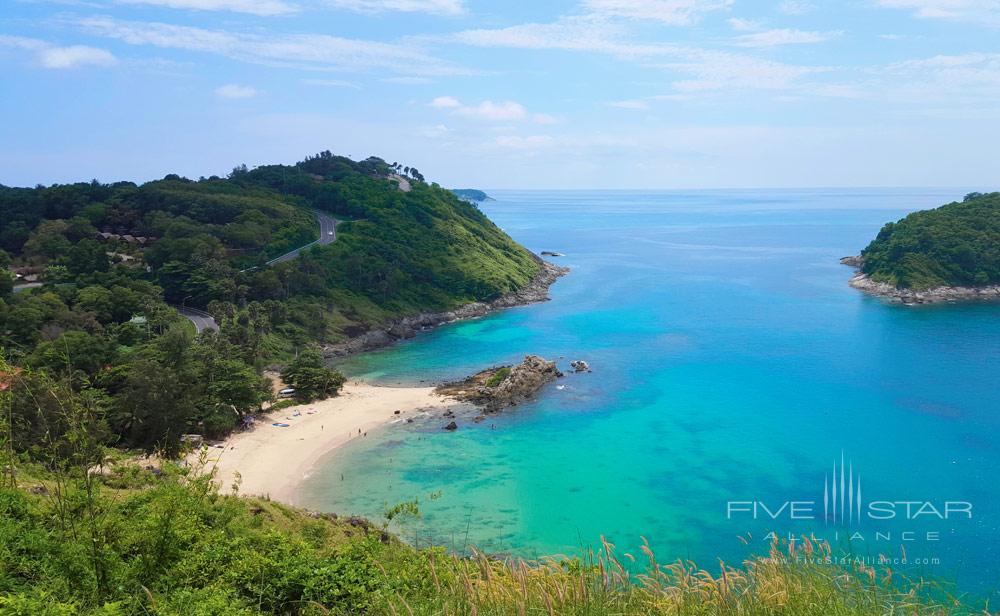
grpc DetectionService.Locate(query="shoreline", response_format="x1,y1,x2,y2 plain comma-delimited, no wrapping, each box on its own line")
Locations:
322,258,568,357
202,258,568,506
842,257,1000,305
201,382,467,505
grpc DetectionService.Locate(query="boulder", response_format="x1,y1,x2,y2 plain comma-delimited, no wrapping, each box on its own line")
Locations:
437,355,563,412
570,360,591,373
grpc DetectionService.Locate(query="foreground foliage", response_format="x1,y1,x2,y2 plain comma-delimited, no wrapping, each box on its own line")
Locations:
0,469,981,615
0,377,982,615
861,192,1000,289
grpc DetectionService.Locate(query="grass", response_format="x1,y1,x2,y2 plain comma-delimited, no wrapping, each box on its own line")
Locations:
389,537,982,616
485,367,511,388
1,456,987,615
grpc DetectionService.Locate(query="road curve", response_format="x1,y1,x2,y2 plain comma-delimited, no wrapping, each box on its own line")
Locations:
176,210,339,330
266,211,339,266
176,306,218,333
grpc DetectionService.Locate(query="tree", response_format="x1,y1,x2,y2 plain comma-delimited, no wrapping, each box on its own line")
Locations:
280,347,345,402
66,239,109,275
27,330,115,383
111,357,195,454
0,270,12,298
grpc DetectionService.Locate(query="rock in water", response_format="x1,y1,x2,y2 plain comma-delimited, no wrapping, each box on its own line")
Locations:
437,355,563,412
443,421,458,431
570,360,591,373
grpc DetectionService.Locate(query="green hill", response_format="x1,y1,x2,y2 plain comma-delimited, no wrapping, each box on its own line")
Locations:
0,152,541,452
859,192,1000,289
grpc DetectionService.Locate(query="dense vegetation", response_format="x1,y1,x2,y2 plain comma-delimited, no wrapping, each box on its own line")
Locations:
0,374,977,616
0,464,977,613
0,152,539,453
450,188,492,202
860,192,1000,289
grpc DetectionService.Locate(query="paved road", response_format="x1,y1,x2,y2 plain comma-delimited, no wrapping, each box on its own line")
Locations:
266,211,339,266
176,306,218,333
12,282,43,294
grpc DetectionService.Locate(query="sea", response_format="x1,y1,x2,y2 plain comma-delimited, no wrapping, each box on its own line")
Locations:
300,188,1000,599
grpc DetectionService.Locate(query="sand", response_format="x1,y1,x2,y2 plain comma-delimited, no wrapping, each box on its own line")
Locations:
198,382,461,505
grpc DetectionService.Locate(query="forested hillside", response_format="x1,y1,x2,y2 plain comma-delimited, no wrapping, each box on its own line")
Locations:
860,192,1000,289
0,152,540,453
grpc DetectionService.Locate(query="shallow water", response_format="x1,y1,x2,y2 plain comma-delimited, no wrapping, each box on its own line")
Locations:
301,188,1000,598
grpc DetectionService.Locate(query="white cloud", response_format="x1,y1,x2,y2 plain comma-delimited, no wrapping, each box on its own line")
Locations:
430,98,559,123
430,95,461,108
733,28,841,47
417,123,451,138
661,51,826,91
727,17,761,31
382,76,434,84
610,99,650,109
451,17,825,96
875,0,1000,25
796,52,1000,109
883,52,1000,98
495,135,555,149
215,83,261,98
0,35,117,68
583,0,733,25
778,0,814,14
115,0,297,16
0,35,49,51
301,78,360,88
457,100,527,121
325,0,464,15
79,16,468,76
451,16,685,57
39,45,118,68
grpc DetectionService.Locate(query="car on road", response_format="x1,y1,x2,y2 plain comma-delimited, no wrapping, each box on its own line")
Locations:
328,231,334,235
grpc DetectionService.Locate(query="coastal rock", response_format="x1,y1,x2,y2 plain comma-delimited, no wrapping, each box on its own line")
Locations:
840,255,865,268
437,355,563,412
323,259,569,357
443,421,458,431
570,360,591,373
848,272,1000,305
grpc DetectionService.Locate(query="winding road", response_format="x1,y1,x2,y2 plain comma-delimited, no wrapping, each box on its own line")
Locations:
266,211,339,266
176,306,218,333
177,209,339,333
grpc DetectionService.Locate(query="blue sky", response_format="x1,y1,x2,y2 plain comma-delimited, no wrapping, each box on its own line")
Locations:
1,0,999,189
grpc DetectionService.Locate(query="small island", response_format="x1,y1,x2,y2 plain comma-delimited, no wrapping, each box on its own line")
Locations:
844,192,1000,304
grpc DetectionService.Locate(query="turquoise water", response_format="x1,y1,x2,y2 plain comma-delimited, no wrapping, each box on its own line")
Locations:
301,189,1000,598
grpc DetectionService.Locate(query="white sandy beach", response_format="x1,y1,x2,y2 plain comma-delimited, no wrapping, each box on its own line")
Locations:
200,382,461,505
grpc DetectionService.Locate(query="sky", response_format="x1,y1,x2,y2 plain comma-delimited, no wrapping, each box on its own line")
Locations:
1,0,999,189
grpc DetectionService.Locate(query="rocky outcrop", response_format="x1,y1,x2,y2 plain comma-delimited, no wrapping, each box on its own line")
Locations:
848,273,1000,305
570,360,591,373
840,255,864,268
436,355,563,412
323,259,569,357
841,255,1000,304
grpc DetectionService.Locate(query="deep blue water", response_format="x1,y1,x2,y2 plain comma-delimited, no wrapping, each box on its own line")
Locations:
301,189,1000,599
